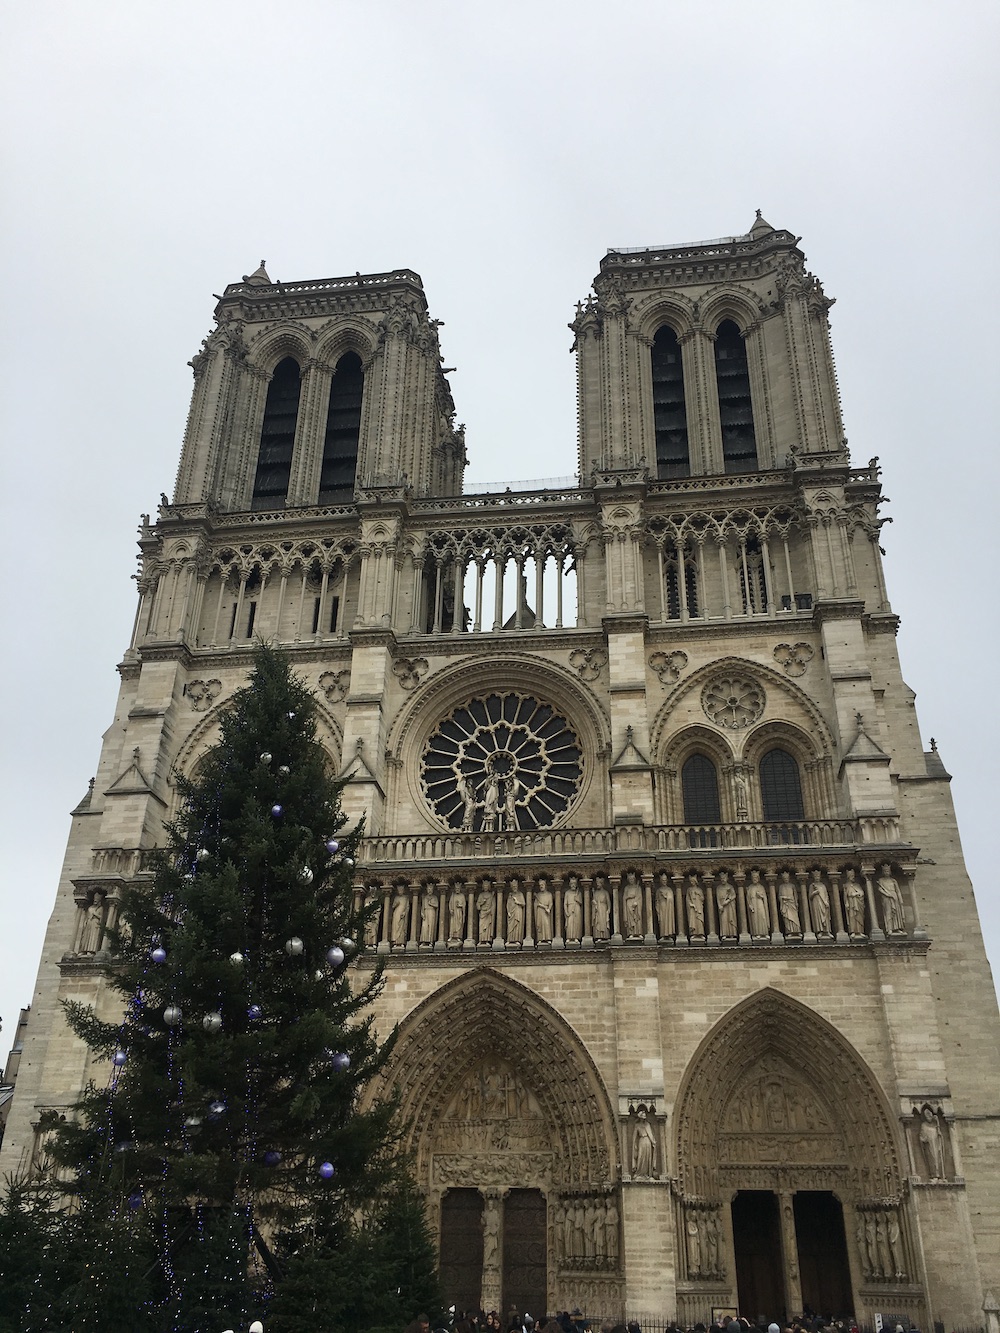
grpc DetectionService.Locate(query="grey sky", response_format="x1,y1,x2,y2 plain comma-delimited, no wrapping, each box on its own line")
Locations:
1,1,997,1043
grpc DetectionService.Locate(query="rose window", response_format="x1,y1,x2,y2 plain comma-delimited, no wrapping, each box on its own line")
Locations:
702,675,766,730
421,693,583,832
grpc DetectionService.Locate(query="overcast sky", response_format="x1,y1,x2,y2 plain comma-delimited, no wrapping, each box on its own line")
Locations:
1,1,997,1046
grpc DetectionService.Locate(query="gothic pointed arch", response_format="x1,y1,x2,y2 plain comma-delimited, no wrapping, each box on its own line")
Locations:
673,987,905,1205
371,967,620,1191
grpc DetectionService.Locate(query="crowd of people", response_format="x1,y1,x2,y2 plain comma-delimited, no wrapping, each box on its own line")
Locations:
407,1311,920,1333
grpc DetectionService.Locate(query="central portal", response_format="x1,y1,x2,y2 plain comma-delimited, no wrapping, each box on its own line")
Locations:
732,1191,784,1320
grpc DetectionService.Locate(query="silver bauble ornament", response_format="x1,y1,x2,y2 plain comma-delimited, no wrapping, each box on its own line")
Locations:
284,936,304,956
340,936,355,952
163,1005,183,1027
278,764,290,776
259,752,273,764
196,848,211,862
298,865,314,885
315,969,325,981
326,945,345,968
202,1011,223,1034
229,952,244,965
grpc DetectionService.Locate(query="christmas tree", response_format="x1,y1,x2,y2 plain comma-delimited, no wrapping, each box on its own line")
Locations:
8,644,440,1332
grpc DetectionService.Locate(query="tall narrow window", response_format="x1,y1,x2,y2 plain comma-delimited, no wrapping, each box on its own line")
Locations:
759,748,804,821
252,357,301,509
715,320,758,473
319,352,364,504
682,754,722,824
651,326,690,478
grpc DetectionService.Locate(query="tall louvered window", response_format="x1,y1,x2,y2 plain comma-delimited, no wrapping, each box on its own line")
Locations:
251,357,301,509
319,352,364,504
651,325,690,478
715,320,758,473
682,754,722,825
759,748,804,821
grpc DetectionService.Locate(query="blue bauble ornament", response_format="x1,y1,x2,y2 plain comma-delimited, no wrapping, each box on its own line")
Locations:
326,945,345,968
318,1161,336,1180
248,1004,262,1022
207,1100,226,1120
112,1050,128,1067
263,1150,282,1167
271,804,283,818
127,1191,143,1210
330,1051,351,1072
325,838,340,855
151,946,167,964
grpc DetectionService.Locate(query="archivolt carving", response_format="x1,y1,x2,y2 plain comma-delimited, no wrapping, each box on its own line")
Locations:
369,968,619,1190
674,988,903,1204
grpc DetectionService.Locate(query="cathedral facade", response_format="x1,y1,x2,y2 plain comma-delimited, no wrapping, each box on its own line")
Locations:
4,219,999,1327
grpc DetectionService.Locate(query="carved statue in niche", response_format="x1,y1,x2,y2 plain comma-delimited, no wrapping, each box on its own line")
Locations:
705,1210,720,1276
875,1213,893,1279
686,1214,702,1276
564,875,583,941
686,872,705,937
622,871,643,938
448,885,466,941
917,1105,946,1179
534,877,554,943
592,876,611,940
506,879,525,944
420,888,439,944
844,867,866,936
877,863,906,933
864,1213,880,1278
573,1201,586,1257
364,890,380,947
482,1195,501,1268
477,885,495,943
583,1199,598,1258
503,776,522,833
390,889,409,945
808,869,832,936
778,870,801,934
604,1201,620,1263
856,1213,872,1279
458,771,477,833
655,871,675,938
78,891,106,954
888,1209,906,1279
631,1108,657,1177
716,871,737,938
562,1202,574,1259
747,869,770,937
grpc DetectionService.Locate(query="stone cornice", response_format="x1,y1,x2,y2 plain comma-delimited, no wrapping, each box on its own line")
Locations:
348,627,398,652
811,599,866,625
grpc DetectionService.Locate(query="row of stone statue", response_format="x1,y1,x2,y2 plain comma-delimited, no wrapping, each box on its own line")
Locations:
684,1205,725,1281
856,1205,907,1283
364,863,908,950
552,1196,620,1268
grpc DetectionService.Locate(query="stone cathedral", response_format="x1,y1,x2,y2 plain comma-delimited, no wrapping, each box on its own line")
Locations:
4,217,999,1328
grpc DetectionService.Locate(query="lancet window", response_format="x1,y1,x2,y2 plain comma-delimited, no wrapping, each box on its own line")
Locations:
319,351,364,505
651,325,690,479
715,321,758,474
759,748,805,822
682,754,722,825
251,357,301,509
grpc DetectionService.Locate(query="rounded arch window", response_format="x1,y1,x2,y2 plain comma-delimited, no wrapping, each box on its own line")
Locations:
421,693,583,832
759,747,804,821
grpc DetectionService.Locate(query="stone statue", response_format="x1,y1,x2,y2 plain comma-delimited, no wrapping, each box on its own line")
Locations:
631,1108,656,1176
583,1199,598,1257
477,886,495,943
390,890,409,945
844,867,866,935
482,1200,500,1268
918,1106,945,1178
877,863,906,933
420,888,439,944
747,869,769,937
572,1201,586,1257
364,891,380,947
503,776,522,832
686,1214,702,1276
534,877,554,943
79,891,106,954
506,879,525,944
887,1209,906,1278
686,872,705,937
482,774,500,833
705,1210,720,1276
448,885,466,941
564,875,583,941
808,869,831,935
592,876,611,940
734,767,749,817
778,870,801,934
457,771,477,832
864,1214,880,1277
605,1201,620,1262
716,872,737,938
562,1201,574,1258
855,1213,870,1277
622,871,643,937
655,871,675,938
875,1213,892,1279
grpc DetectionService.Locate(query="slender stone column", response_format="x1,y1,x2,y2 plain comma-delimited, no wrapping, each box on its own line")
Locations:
552,877,564,949
581,875,594,948
862,864,885,941
830,869,848,943
735,869,750,945
798,869,816,943
766,870,783,944
642,873,656,945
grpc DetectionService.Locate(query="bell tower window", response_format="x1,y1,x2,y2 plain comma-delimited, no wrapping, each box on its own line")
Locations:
251,357,301,510
715,320,758,474
651,326,690,478
319,351,364,505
